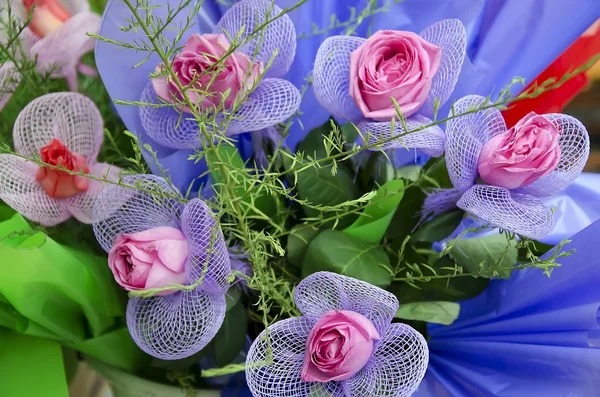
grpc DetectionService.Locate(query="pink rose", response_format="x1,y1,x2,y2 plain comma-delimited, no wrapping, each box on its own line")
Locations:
349,30,442,121
35,138,89,199
478,112,561,190
108,226,189,294
301,310,380,382
24,0,71,38
152,33,264,112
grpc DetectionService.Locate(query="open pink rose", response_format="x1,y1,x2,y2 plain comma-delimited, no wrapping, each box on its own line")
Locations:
152,33,264,113
478,112,561,190
301,310,380,382
349,30,442,121
108,226,189,294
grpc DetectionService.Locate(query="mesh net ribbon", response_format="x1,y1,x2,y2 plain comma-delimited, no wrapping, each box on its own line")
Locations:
312,19,466,155
246,271,428,397
0,92,119,226
442,95,590,239
139,0,300,150
93,174,231,359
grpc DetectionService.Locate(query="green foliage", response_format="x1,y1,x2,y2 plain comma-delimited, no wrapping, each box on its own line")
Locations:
412,210,464,243
302,230,393,287
287,224,320,268
395,301,460,325
343,179,404,243
212,292,248,368
450,234,518,279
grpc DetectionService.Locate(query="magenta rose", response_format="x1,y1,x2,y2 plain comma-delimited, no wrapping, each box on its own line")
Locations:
478,112,561,190
152,33,264,112
108,226,189,294
301,310,380,382
349,30,442,121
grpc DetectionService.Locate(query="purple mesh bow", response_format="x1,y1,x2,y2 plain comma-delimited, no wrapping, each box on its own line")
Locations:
92,174,231,360
423,95,590,240
246,271,429,397
139,0,301,150
3,0,100,91
312,19,466,157
0,92,121,226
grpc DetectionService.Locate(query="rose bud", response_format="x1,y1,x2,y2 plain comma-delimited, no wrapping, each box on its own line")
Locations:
108,226,189,294
349,30,442,121
478,112,561,190
35,138,90,199
24,0,71,38
301,310,381,382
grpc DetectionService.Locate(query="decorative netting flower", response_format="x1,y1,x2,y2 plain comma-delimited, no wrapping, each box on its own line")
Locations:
246,271,428,397
92,174,231,360
0,0,100,95
139,0,301,150
312,19,466,157
424,95,590,240
0,92,121,226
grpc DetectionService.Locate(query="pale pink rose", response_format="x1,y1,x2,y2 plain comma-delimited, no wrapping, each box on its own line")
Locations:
152,33,264,113
478,112,561,190
349,30,442,121
108,226,189,294
301,310,380,382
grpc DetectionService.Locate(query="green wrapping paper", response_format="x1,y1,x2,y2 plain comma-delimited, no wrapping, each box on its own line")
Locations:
0,204,150,372
0,329,69,397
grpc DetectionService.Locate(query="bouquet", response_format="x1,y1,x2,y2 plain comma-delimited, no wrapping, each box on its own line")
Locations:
1,0,600,396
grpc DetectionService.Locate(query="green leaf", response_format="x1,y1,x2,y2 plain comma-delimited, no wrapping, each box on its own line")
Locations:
208,144,280,222
287,224,320,267
298,120,336,158
395,301,460,325
302,230,393,287
422,157,453,189
450,234,518,278
339,123,359,143
343,180,405,243
296,165,359,228
412,210,464,243
207,144,246,198
385,186,426,241
213,299,248,367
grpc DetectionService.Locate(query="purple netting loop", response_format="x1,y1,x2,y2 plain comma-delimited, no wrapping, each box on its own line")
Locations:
341,323,429,397
516,114,590,197
418,19,467,117
293,271,399,336
358,114,445,157
312,36,366,122
457,184,554,240
30,11,100,88
13,92,104,161
215,0,296,78
140,78,300,149
445,95,507,191
126,288,226,360
245,317,344,397
0,154,70,226
180,198,230,294
65,162,122,224
421,188,464,219
312,35,366,123
92,174,183,252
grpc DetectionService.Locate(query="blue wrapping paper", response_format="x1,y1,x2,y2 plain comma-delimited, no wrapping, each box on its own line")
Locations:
414,217,600,396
